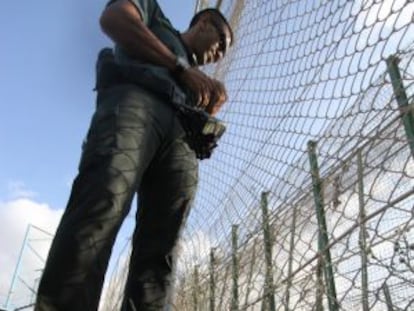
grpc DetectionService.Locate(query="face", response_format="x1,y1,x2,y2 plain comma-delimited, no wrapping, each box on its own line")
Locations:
192,17,232,65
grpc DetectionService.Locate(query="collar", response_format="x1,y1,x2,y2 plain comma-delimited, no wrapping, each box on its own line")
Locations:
176,30,198,66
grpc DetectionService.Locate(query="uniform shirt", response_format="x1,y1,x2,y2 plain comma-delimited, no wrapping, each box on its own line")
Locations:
105,0,192,99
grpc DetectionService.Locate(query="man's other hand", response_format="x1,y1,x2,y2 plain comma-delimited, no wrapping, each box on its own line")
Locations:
177,68,227,115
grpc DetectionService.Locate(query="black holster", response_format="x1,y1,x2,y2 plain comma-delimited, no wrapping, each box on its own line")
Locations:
95,48,226,160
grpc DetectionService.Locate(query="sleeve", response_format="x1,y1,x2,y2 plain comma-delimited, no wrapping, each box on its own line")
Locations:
106,0,156,25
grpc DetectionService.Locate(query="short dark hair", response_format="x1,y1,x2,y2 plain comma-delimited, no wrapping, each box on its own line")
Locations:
190,8,234,45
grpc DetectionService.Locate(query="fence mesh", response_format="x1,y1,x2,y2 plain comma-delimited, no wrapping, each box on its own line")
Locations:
170,0,414,310
97,0,414,310
4,1,414,311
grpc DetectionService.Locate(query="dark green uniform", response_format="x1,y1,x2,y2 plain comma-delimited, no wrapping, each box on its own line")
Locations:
35,1,198,310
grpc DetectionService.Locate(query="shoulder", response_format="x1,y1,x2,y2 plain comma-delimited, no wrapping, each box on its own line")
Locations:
105,0,159,25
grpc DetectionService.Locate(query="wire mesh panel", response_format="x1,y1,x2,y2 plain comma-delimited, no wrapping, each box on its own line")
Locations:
175,0,414,310
98,0,414,310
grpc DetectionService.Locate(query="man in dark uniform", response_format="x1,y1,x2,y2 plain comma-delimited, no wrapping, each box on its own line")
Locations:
35,0,233,310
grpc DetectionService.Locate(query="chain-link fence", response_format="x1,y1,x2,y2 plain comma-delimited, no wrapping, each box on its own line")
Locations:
171,0,414,310
7,1,414,311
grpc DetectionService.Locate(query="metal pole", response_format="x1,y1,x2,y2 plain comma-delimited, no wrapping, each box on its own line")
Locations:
196,0,209,12
382,283,394,311
193,265,200,311
209,248,216,311
261,192,276,311
231,225,239,311
357,150,369,311
218,266,230,308
4,225,31,310
194,0,200,13
243,239,257,307
308,141,339,311
386,56,414,158
285,205,297,311
30,277,40,305
315,256,324,311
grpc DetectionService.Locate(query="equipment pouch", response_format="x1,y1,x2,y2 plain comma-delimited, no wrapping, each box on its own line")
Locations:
173,104,226,160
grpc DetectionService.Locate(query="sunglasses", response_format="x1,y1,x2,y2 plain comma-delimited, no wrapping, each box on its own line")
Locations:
212,22,230,55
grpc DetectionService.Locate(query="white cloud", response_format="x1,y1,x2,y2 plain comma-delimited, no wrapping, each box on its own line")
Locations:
0,188,136,310
177,230,217,274
99,250,130,311
0,198,63,310
7,181,37,200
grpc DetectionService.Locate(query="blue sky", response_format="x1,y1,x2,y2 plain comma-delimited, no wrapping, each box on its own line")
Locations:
3,0,413,309
0,0,195,308
0,0,195,207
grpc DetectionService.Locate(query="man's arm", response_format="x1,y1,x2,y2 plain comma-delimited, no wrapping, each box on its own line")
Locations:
100,0,226,113
100,0,177,71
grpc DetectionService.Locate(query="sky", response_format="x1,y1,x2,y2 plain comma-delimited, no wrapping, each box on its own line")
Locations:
0,0,195,309
2,0,414,309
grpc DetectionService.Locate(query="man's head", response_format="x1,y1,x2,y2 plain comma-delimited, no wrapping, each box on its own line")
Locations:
185,8,233,66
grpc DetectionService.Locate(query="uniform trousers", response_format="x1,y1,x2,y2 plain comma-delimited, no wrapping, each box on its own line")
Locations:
35,84,198,311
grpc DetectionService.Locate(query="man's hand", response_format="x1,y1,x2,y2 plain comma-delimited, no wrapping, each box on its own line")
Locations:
176,67,227,115
205,78,227,115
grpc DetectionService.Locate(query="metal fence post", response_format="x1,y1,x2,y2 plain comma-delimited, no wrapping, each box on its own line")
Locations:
386,56,414,158
382,283,394,311
218,266,230,308
260,192,276,311
193,265,200,311
357,150,370,311
243,238,257,307
284,205,297,311
308,141,339,311
316,256,324,311
210,248,216,311
195,0,209,13
231,225,239,311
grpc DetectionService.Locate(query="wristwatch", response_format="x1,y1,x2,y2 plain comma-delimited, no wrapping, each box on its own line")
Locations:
174,56,191,73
